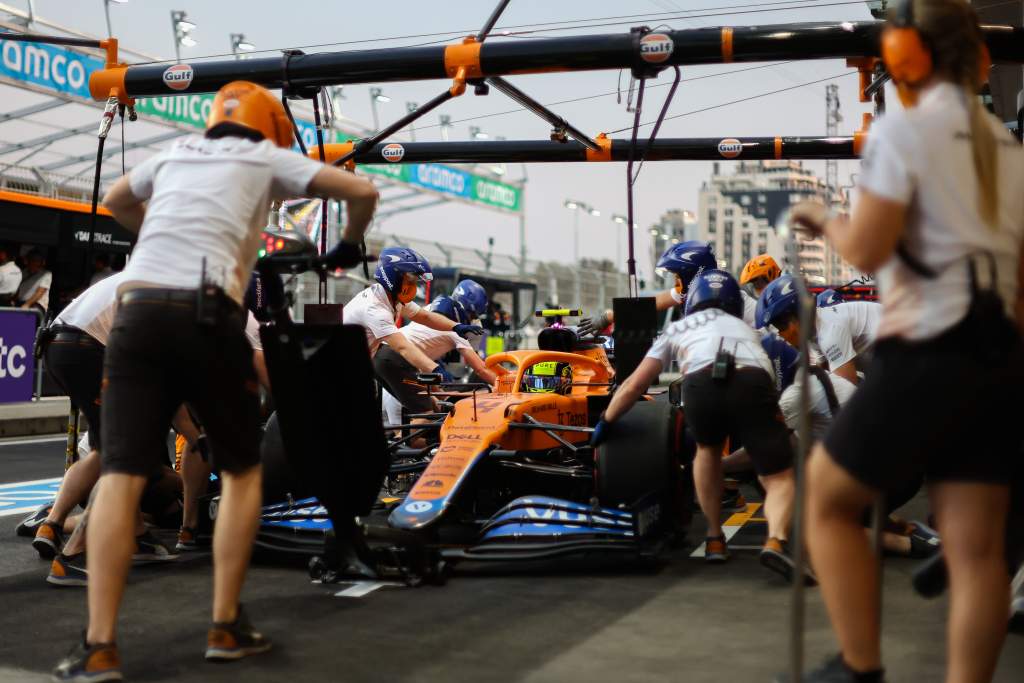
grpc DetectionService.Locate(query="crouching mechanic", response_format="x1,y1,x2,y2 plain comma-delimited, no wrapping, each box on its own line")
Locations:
592,270,806,582
380,292,504,425
53,80,379,681
739,253,783,327
578,240,717,336
757,274,881,384
346,247,483,408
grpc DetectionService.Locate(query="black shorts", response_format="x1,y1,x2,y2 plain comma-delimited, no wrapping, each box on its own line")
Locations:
373,345,432,415
101,290,261,477
44,329,104,450
682,367,793,476
825,317,1024,493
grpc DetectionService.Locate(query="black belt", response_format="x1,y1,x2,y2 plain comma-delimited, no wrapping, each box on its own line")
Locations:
54,331,102,346
120,288,201,306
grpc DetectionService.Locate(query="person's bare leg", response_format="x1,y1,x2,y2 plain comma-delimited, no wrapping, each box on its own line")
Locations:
759,467,795,542
211,464,262,623
46,451,101,525
86,473,147,645
932,481,1010,683
805,444,881,673
693,443,725,538
181,445,211,530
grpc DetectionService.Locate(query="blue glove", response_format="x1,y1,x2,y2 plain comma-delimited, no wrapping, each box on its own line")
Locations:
432,363,453,383
453,324,484,339
590,419,611,448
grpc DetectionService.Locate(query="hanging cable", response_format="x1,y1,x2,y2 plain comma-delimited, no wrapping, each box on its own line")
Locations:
631,65,682,184
311,89,329,304
606,71,855,134
281,96,308,156
85,97,119,281
624,78,646,299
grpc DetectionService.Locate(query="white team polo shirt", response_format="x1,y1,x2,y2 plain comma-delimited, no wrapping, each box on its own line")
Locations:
779,370,857,442
344,283,421,357
815,300,881,369
400,322,469,362
646,308,774,377
858,82,1024,341
122,135,322,305
54,272,124,346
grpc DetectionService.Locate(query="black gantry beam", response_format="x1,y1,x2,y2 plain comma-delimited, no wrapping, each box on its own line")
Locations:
92,21,1024,100
321,135,860,165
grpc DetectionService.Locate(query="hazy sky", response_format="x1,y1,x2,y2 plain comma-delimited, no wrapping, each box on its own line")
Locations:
24,0,874,279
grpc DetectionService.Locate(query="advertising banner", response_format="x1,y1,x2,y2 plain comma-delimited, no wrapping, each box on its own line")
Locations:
0,309,38,403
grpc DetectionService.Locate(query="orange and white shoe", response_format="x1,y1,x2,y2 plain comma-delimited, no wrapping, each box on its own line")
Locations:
32,520,64,560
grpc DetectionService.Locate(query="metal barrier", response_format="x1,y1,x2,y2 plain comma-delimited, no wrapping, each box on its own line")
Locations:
0,305,45,403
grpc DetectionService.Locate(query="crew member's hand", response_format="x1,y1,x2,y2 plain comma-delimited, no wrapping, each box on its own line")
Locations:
322,239,364,269
432,363,454,383
578,311,611,337
590,418,612,448
453,324,484,339
789,201,831,236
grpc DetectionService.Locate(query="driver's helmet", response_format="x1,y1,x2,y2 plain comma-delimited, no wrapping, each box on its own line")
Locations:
520,360,573,395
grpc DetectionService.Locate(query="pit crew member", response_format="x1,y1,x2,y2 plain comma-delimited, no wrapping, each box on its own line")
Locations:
757,274,881,384
739,253,783,327
786,1,1024,677
53,80,379,681
592,270,806,582
345,247,483,406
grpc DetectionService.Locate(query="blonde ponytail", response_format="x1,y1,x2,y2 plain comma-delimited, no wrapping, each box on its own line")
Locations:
966,94,999,228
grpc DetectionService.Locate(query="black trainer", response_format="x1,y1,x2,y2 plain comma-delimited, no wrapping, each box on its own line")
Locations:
15,503,52,537
47,553,89,588
775,654,886,682
205,605,272,662
52,635,122,682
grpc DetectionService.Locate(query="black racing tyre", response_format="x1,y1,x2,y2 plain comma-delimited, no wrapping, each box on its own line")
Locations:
595,400,682,507
261,412,312,503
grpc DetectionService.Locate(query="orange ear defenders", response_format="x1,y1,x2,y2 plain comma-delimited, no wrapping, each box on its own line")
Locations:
881,0,932,107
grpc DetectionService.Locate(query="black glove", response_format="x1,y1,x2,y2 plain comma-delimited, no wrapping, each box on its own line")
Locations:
432,363,453,383
321,239,364,269
452,324,484,339
590,418,611,448
577,312,611,338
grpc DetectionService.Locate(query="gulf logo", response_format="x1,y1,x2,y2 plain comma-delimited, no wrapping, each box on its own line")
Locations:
382,143,406,163
162,64,194,91
717,138,743,159
639,33,674,64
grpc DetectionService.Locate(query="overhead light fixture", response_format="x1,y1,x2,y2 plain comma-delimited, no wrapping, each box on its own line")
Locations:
588,208,601,217
612,215,626,224
649,228,659,235
179,35,197,47
470,126,488,140
564,201,579,210
238,40,255,51
370,87,390,103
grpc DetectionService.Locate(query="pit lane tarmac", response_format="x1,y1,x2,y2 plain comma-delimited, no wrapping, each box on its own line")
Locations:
2,437,1022,682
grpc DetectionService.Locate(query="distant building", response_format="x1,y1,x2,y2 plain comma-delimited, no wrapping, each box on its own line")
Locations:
696,160,856,285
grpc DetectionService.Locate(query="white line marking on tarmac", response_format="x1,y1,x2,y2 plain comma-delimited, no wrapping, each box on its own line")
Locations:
333,581,405,598
0,435,67,447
